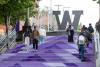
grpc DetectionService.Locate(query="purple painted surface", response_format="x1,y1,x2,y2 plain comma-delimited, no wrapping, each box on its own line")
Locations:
0,36,96,67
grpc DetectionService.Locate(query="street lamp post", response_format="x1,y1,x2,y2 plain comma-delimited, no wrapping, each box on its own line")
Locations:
27,8,29,21
63,7,70,12
48,0,52,31
99,4,100,20
55,5,63,11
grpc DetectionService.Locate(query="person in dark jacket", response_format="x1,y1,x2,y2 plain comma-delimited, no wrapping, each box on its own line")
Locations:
88,23,94,33
66,25,74,42
87,23,94,42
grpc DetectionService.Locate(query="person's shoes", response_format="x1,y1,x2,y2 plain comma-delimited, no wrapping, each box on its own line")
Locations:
33,49,38,52
81,57,85,62
32,49,35,51
35,50,38,51
84,50,87,53
81,59,85,62
35,49,38,51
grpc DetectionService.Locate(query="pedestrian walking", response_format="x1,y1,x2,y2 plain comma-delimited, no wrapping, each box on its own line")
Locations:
39,26,46,44
77,32,86,61
66,25,74,42
31,26,40,51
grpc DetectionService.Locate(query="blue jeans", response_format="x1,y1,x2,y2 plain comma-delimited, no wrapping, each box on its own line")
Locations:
39,36,45,44
79,44,85,61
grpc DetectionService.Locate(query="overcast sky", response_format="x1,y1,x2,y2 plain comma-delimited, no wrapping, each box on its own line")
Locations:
39,0,99,28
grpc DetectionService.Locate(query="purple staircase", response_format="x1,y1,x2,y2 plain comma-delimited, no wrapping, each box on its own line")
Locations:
0,36,96,67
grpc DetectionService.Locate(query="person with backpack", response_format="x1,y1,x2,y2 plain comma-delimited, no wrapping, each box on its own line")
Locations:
31,26,40,51
77,32,86,61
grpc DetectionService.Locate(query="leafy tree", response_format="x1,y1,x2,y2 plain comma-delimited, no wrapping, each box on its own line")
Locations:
93,0,100,4
0,0,9,5
0,0,36,48
10,5,38,25
0,0,37,24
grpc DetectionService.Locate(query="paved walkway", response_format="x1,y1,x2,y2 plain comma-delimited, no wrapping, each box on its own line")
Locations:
0,36,96,67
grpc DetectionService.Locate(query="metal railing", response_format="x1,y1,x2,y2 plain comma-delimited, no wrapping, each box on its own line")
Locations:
0,22,35,53
0,29,16,52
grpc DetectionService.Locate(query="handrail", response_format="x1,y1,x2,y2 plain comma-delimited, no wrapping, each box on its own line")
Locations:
0,22,34,53
0,29,16,52
0,21,35,53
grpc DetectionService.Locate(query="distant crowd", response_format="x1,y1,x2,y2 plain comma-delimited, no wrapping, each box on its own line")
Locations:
15,22,94,62
66,23,94,61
